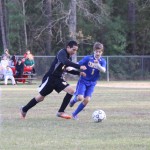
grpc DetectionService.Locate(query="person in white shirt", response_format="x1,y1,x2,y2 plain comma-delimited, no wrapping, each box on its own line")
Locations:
0,63,4,79
4,66,16,85
1,56,9,69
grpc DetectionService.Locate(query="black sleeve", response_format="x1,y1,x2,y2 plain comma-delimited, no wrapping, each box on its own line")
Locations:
58,50,81,69
66,70,80,75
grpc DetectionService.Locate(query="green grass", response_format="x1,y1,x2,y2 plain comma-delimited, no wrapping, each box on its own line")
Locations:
0,81,150,150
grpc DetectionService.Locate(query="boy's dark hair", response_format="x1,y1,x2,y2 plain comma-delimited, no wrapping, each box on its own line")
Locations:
67,40,78,48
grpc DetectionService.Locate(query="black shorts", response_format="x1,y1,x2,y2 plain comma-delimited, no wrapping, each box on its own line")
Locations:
38,76,69,96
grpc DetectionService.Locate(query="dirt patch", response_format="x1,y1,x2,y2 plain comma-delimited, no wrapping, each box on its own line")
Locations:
97,81,150,88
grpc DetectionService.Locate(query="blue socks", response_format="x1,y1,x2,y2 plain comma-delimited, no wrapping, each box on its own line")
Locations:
72,102,85,117
72,95,78,103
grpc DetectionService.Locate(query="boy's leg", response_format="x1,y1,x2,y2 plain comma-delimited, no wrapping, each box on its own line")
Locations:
20,91,46,119
70,81,85,107
69,94,78,107
4,76,8,84
57,85,74,119
20,75,52,119
58,93,72,112
72,84,95,119
22,98,38,112
72,102,86,119
21,97,38,118
57,93,72,119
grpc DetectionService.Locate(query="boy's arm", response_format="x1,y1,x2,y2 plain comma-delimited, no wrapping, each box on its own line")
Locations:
66,69,86,77
94,59,106,73
97,64,106,73
58,51,86,70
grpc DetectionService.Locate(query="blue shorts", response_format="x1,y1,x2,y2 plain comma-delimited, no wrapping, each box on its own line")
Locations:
75,79,96,98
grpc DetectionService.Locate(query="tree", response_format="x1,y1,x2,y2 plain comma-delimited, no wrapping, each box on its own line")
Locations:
127,0,136,54
102,0,127,55
68,0,77,41
136,0,150,55
68,0,77,62
21,0,28,49
0,0,150,56
41,0,52,55
0,0,7,51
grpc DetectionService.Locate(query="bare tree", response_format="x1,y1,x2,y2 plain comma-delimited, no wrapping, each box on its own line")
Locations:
42,0,52,54
30,0,109,56
68,0,77,41
68,0,77,62
0,0,7,51
76,0,110,26
21,0,28,49
34,1,68,41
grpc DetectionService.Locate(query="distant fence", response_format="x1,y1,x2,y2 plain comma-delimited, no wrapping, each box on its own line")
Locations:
103,56,150,81
1,55,150,81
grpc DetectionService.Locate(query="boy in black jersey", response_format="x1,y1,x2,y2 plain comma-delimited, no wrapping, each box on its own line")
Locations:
20,41,86,119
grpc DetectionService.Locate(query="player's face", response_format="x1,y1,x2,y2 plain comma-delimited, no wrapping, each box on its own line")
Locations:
94,49,103,59
67,45,78,56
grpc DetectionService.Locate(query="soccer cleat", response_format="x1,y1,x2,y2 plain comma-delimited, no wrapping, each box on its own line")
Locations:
56,112,71,119
72,114,79,120
20,107,26,119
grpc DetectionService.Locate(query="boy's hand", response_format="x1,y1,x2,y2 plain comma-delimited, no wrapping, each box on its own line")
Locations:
80,72,86,77
80,66,87,70
94,60,99,64
66,66,75,71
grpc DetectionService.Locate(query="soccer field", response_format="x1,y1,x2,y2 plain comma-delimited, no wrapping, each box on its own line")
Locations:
0,81,150,150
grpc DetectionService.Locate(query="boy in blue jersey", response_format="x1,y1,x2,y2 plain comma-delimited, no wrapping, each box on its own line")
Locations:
69,42,106,120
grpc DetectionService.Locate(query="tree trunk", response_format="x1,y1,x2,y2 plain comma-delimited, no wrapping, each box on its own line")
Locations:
128,0,136,54
22,0,28,49
68,0,77,62
3,0,9,48
0,0,7,51
43,0,52,55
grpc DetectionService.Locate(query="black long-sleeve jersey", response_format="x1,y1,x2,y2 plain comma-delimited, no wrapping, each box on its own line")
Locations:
44,48,81,79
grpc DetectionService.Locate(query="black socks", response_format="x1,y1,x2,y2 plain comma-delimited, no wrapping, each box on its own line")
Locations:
58,93,72,112
22,93,72,113
22,98,38,112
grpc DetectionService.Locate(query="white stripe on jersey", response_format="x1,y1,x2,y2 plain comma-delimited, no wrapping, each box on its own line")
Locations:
38,77,49,92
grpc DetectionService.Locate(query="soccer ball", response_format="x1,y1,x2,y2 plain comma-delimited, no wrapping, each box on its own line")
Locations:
92,110,106,123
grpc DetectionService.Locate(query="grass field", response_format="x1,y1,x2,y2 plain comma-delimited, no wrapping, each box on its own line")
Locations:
0,81,150,150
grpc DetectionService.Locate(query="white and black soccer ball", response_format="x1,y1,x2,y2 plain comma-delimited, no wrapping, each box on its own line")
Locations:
92,110,106,123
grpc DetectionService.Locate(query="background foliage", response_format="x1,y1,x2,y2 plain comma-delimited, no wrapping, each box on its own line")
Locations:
0,0,150,56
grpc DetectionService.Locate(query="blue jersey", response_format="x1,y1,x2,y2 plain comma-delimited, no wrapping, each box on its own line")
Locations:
78,55,106,83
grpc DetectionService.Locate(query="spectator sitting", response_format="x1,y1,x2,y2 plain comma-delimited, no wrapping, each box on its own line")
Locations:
2,49,11,60
9,55,17,68
24,49,31,59
15,58,24,80
1,56,9,70
24,53,35,74
0,63,4,79
4,66,16,85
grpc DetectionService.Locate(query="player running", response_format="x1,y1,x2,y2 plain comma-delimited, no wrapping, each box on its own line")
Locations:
69,42,106,120
20,40,86,119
